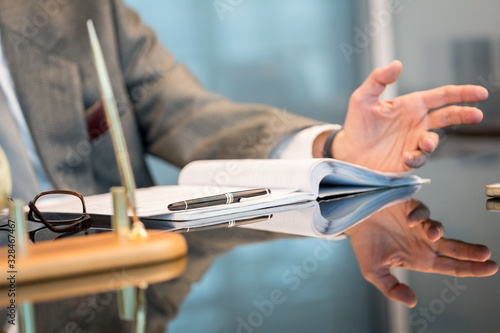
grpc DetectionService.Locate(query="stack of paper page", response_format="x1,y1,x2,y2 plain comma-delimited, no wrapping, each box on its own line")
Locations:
35,159,427,230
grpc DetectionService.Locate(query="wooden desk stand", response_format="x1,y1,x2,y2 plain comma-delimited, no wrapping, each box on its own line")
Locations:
0,230,187,286
0,188,187,286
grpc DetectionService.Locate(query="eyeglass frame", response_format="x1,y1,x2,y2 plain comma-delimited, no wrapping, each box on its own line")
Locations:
27,190,91,233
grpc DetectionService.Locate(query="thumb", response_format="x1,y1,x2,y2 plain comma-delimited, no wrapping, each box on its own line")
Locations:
386,282,418,308
358,60,403,98
367,268,417,308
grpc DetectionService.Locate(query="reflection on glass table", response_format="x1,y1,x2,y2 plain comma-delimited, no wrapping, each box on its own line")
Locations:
1,185,498,332
344,198,498,308
486,198,500,212
242,185,421,238
0,257,187,333
242,186,498,308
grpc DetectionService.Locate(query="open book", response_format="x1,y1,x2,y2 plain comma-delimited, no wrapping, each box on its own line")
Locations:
178,158,427,199
35,159,427,222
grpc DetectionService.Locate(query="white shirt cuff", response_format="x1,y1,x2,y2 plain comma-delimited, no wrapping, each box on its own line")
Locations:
278,124,342,159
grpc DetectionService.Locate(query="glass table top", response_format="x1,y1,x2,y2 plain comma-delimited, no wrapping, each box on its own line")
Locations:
2,135,500,333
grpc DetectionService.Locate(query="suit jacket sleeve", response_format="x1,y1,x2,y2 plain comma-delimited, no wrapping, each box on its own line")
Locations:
110,0,323,167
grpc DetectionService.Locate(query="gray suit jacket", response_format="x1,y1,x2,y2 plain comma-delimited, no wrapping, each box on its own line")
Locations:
0,0,320,196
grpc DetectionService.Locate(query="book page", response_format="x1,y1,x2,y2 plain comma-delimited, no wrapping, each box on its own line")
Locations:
312,160,427,198
178,159,323,194
35,185,314,221
318,160,425,186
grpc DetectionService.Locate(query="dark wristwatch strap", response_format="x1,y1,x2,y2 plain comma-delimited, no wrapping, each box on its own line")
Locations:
322,130,341,158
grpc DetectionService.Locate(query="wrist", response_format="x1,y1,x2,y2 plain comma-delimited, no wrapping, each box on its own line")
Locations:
331,129,348,161
322,130,342,158
312,130,333,158
312,129,343,159
283,125,341,159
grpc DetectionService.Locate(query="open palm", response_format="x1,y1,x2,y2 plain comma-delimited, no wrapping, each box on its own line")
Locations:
333,60,488,172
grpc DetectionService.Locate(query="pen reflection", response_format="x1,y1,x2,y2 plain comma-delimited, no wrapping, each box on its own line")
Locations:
343,198,499,307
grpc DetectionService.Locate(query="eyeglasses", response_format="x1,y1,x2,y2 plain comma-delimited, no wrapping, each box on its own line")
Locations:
27,190,91,234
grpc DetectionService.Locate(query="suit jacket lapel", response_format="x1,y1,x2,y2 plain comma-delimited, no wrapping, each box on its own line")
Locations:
0,3,98,195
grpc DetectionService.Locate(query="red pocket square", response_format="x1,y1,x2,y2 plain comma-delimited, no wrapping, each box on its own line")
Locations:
85,100,109,141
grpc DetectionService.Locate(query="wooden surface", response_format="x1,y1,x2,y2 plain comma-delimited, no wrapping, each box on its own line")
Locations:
0,147,10,211
0,230,187,286
0,257,187,306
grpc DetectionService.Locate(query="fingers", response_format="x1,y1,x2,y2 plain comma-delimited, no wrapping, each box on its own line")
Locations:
421,85,488,110
406,200,443,240
418,131,439,154
421,220,444,242
429,105,483,129
403,150,427,169
433,239,497,276
356,60,403,98
437,239,492,262
407,201,430,227
431,256,498,277
403,131,439,169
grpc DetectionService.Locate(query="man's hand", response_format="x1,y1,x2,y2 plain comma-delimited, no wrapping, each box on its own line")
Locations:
332,60,488,172
345,199,498,308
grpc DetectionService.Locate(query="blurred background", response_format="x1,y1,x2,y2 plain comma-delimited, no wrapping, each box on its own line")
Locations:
126,0,368,185
126,0,500,184
122,1,500,332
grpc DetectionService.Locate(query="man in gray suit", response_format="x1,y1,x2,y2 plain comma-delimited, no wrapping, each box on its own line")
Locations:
0,0,488,201
0,1,490,332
